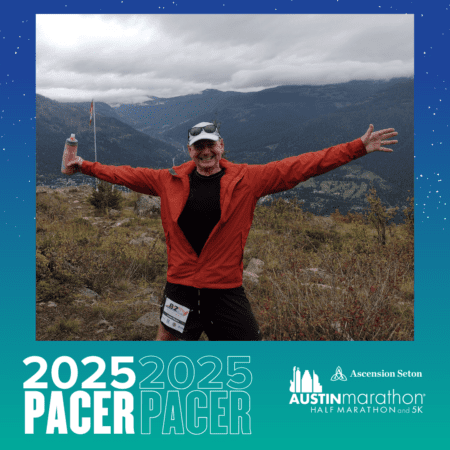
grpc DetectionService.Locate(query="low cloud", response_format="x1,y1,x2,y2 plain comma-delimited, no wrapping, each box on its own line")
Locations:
37,14,414,104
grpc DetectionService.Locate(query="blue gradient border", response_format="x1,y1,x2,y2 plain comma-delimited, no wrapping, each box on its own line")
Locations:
1,1,448,448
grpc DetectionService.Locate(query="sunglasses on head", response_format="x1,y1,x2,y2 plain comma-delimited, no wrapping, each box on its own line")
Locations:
188,124,220,138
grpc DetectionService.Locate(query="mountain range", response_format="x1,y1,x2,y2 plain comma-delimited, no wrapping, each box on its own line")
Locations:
36,77,413,219
36,95,180,186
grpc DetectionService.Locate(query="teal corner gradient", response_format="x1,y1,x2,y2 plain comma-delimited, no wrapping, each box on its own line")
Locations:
1,1,449,449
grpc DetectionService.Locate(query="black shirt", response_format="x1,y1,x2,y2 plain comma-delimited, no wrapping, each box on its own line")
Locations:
177,168,225,256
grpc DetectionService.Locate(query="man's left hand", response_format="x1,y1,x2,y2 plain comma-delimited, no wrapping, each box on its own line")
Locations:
361,124,398,154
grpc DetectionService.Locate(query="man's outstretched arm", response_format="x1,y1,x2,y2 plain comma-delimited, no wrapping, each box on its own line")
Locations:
250,124,399,198
66,157,162,196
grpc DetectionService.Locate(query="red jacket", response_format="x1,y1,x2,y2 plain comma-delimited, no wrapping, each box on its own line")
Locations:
81,138,366,288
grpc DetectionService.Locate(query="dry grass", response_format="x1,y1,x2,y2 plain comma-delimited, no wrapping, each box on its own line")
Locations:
244,199,414,340
36,188,414,341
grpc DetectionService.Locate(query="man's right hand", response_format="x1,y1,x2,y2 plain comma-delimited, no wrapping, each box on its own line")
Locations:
66,156,85,173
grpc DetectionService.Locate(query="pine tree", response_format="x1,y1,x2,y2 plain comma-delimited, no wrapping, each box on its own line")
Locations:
365,187,398,245
403,193,414,236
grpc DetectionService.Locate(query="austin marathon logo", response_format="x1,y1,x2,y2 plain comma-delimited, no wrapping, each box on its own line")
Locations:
288,366,424,414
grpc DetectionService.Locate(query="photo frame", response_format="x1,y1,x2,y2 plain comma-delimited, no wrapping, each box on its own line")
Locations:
1,1,447,448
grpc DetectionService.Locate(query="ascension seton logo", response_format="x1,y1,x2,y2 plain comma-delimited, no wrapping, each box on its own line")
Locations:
331,366,347,381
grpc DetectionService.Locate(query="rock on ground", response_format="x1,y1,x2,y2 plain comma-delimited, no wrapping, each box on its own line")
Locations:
299,268,333,281
134,196,161,216
136,311,161,327
129,234,156,246
246,258,265,275
243,258,265,284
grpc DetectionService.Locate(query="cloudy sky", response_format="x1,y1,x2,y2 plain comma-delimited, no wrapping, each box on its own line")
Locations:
36,14,413,105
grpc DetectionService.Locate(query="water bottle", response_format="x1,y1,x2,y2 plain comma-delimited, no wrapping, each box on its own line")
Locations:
61,134,78,174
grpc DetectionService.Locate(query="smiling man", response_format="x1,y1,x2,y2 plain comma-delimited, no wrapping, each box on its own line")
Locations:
67,121,398,341
187,123,225,176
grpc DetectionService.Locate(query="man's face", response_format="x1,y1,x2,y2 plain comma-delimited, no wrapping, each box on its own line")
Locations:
188,139,224,174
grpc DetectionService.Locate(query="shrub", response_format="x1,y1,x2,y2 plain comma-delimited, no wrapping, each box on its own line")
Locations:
36,194,69,221
36,249,81,303
47,318,81,335
88,180,123,213
331,208,345,223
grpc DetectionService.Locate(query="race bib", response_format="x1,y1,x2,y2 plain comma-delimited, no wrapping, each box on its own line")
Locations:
161,297,190,333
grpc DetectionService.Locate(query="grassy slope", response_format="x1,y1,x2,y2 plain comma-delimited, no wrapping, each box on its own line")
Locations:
36,187,413,341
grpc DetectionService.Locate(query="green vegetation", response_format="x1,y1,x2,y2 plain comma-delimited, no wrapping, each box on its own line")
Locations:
36,186,413,341
88,180,124,213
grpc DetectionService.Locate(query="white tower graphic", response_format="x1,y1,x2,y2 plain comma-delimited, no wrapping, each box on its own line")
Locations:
289,367,323,393
302,370,312,393
289,366,301,392
313,371,323,393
